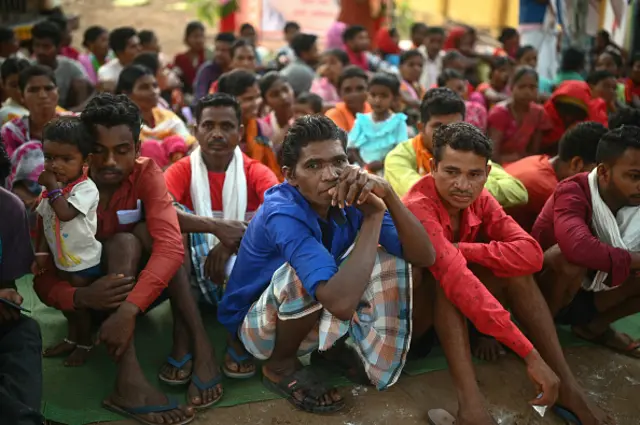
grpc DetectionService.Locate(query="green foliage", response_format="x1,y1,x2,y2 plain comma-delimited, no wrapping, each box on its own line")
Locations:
394,0,416,39
185,0,220,26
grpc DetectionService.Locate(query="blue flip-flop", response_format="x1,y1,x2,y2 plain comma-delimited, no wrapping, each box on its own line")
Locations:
189,373,223,410
222,346,256,379
102,397,194,425
552,405,582,424
158,353,193,385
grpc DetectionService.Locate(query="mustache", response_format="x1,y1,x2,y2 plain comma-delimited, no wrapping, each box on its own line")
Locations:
99,167,122,175
451,191,472,197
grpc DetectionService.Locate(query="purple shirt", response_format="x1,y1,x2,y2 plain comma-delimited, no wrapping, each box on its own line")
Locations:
0,187,34,282
193,61,224,101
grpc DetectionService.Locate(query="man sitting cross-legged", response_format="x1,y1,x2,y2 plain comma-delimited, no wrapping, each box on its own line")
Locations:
218,115,436,413
533,125,640,361
403,122,612,425
161,93,280,387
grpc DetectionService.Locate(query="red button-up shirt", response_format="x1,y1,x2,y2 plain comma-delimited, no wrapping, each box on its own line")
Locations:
403,175,541,359
34,158,184,312
532,172,632,287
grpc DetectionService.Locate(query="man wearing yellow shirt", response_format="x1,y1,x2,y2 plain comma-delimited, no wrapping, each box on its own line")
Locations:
385,88,528,208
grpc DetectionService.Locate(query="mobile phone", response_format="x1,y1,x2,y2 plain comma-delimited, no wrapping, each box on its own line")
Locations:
0,298,31,313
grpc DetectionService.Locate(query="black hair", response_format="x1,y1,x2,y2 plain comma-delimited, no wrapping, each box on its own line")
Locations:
433,122,492,163
498,27,518,44
558,121,607,164
587,69,616,86
1,57,30,82
337,65,368,91
0,26,15,44
597,29,611,44
420,87,466,123
115,64,155,95
31,21,62,46
436,69,465,87
194,92,242,124
599,48,623,69
596,126,640,164
400,49,423,65
259,71,284,97
368,72,400,96
82,26,107,48
411,23,428,35
284,21,300,33
609,107,640,130
231,39,254,58
490,56,511,72
342,25,367,43
184,21,205,40
296,92,323,114
109,27,137,53
217,69,258,97
290,33,317,57
425,26,445,37
132,52,160,75
138,30,156,46
43,116,94,158
240,23,256,34
282,115,347,169
515,45,535,61
442,50,464,67
81,93,142,145
215,32,236,43
323,48,349,66
511,66,538,85
47,15,68,32
18,65,57,92
560,47,585,72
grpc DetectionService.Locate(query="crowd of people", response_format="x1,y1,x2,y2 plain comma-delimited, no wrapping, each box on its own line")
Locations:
1,5,640,425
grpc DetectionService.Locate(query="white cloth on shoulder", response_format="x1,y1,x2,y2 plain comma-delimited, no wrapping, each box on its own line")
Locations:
585,169,640,291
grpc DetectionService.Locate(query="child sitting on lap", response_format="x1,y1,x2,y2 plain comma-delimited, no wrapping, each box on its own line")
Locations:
34,116,102,367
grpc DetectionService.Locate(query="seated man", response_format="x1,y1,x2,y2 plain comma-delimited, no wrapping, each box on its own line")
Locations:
162,93,279,383
533,125,640,358
505,122,607,232
385,88,528,208
403,122,610,425
218,115,436,413
33,93,221,424
608,106,640,130
0,186,43,425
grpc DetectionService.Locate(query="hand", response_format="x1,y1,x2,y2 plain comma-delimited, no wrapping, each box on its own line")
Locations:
97,302,138,360
32,258,47,276
212,219,247,252
38,170,59,190
524,349,560,406
366,161,384,173
0,289,23,323
328,165,391,209
356,193,386,216
204,243,233,285
74,274,136,310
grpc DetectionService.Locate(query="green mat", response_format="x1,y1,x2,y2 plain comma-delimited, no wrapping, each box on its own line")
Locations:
15,277,640,425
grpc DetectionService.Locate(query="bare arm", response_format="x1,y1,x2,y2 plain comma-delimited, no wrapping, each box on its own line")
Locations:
487,127,505,163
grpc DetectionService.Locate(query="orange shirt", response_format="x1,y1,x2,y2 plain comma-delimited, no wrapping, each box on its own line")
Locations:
325,102,372,132
504,155,558,232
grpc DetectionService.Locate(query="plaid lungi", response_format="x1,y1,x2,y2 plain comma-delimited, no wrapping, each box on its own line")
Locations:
239,248,413,390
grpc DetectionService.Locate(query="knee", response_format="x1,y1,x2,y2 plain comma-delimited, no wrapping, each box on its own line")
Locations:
104,233,142,270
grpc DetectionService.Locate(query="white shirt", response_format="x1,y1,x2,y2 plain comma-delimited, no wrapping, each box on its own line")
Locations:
418,47,444,89
36,179,102,272
97,59,124,84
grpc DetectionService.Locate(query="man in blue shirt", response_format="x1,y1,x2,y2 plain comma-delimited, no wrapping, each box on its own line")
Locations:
218,115,435,413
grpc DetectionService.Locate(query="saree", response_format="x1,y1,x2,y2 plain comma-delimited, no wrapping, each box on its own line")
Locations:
244,118,283,181
488,101,551,158
141,107,196,145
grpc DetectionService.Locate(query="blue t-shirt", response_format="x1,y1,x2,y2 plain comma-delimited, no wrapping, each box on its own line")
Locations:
519,0,548,25
218,182,404,336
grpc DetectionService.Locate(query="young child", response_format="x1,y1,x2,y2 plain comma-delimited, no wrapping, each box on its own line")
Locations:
347,73,408,174
293,92,323,118
398,49,426,135
35,116,102,367
473,56,511,109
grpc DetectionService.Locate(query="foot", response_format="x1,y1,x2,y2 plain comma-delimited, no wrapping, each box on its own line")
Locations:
159,351,193,384
64,345,92,367
573,325,640,357
558,383,615,425
457,404,497,425
224,338,255,377
471,335,505,362
187,349,223,408
43,338,77,358
109,375,194,424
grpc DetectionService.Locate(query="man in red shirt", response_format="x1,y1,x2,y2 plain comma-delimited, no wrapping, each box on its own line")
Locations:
403,122,609,425
162,93,279,387
533,125,640,360
505,122,607,232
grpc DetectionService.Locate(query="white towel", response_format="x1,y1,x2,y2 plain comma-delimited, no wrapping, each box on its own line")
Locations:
585,169,640,291
190,145,247,250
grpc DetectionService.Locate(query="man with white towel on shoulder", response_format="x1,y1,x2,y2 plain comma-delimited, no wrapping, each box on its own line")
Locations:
533,125,640,362
163,93,279,387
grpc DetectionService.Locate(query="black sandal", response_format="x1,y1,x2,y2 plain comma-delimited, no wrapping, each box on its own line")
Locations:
262,367,345,413
311,345,371,386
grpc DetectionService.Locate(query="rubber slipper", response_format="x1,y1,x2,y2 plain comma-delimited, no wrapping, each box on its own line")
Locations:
552,405,582,425
222,346,256,379
102,397,194,425
189,373,224,410
427,409,456,425
158,353,193,385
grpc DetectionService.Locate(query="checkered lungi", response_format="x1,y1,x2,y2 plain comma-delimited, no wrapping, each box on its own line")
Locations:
239,248,413,390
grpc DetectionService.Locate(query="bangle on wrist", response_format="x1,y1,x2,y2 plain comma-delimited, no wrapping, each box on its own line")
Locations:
34,252,50,256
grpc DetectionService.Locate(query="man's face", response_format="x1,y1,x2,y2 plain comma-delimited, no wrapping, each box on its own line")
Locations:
90,124,138,187
599,148,640,207
33,37,58,66
422,113,463,151
285,27,300,44
432,145,490,210
196,105,243,168
301,42,320,66
142,35,160,53
340,76,367,113
230,45,257,71
425,34,444,58
241,28,257,46
285,139,348,214
2,73,21,103
348,31,370,52
412,27,428,47
592,77,618,105
23,75,59,119
237,83,261,120
214,41,233,68
120,36,142,65
0,36,19,57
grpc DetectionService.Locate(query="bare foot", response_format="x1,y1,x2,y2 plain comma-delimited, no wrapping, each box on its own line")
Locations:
64,345,92,367
457,405,497,425
471,335,506,362
573,325,640,358
187,346,223,409
43,339,77,358
558,384,615,425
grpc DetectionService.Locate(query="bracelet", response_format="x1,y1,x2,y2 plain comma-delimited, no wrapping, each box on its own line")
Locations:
49,192,64,203
35,252,50,257
47,188,62,197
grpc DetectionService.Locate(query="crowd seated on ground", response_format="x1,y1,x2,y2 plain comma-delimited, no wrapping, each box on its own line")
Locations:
1,9,640,425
